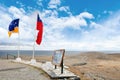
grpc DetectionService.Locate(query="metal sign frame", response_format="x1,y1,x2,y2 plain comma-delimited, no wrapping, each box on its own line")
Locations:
52,49,65,74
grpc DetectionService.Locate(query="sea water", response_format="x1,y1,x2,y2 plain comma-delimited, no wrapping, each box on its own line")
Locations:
0,50,120,58
0,50,80,57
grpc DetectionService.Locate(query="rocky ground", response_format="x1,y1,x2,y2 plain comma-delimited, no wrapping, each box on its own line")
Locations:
64,52,120,80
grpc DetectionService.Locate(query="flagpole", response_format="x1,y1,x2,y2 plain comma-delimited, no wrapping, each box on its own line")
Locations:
30,23,36,64
31,13,37,64
33,26,36,59
31,13,43,63
18,32,20,58
16,24,21,62
8,19,21,62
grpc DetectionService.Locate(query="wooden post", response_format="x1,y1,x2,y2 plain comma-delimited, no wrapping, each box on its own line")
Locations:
14,56,16,59
61,59,64,74
55,65,57,69
7,54,8,59
52,49,65,74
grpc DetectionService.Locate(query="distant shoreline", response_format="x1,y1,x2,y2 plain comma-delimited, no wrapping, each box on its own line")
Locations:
0,50,120,56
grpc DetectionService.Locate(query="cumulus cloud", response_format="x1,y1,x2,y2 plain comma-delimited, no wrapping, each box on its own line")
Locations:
79,12,94,19
59,6,69,12
8,6,25,18
78,11,120,51
40,10,120,51
36,0,43,6
0,5,95,50
59,6,72,15
48,0,61,9
1,2,120,51
43,11,94,29
16,1,24,8
0,27,7,39
0,6,36,46
41,11,94,46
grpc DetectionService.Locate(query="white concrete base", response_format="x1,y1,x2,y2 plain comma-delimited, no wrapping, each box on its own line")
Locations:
16,57,21,62
41,62,76,77
30,59,36,64
13,60,78,79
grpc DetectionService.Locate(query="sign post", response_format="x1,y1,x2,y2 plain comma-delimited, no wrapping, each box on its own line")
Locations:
61,58,64,74
52,49,65,74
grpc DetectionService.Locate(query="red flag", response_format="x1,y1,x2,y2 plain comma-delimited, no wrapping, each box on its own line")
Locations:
36,14,43,45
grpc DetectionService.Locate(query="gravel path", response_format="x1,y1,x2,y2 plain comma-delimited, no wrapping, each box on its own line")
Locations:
0,60,50,80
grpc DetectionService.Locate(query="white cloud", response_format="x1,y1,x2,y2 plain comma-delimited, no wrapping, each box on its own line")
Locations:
59,6,69,12
78,11,120,51
43,10,58,17
16,1,24,7
1,4,120,51
43,11,94,30
48,0,61,9
0,27,7,39
36,0,43,6
79,12,94,19
59,6,72,15
0,14,12,29
61,16,87,29
0,6,37,46
90,21,102,29
8,6,25,18
41,11,94,46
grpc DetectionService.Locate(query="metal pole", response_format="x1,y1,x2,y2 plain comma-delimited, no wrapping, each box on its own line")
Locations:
7,54,8,59
61,60,64,74
32,14,37,59
18,32,20,58
55,65,57,69
33,39,35,59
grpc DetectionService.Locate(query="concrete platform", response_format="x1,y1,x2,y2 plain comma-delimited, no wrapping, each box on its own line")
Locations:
39,62,77,79
13,60,79,79
0,60,49,80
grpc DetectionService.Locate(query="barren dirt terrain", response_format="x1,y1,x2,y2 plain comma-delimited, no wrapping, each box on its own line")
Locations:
11,52,120,80
64,52,120,80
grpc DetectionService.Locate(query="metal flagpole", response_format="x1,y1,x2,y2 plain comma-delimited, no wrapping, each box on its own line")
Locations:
32,27,36,59
18,32,20,58
16,25,21,62
30,25,36,64
31,13,37,64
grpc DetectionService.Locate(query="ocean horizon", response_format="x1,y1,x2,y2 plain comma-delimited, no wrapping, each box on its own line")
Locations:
0,50,120,57
0,50,81,57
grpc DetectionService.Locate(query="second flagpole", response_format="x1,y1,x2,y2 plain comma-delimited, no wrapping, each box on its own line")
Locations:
16,20,21,62
30,13,37,64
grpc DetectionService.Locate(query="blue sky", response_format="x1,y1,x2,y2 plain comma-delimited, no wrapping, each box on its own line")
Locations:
0,0,120,50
